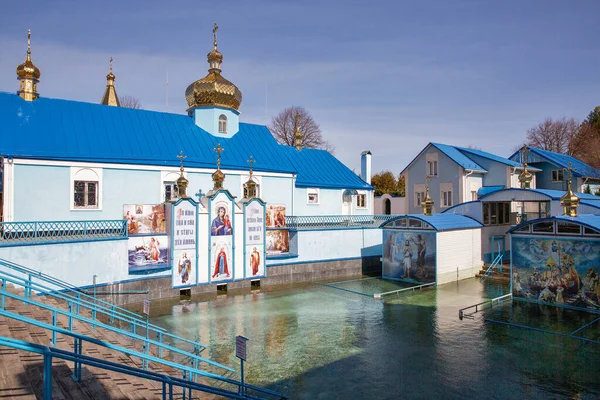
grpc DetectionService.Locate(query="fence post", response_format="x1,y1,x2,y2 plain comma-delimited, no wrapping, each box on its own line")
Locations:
43,354,53,400
51,310,57,345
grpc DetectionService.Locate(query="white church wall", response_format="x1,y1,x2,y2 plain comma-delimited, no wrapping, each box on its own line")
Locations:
436,229,482,284
260,176,293,209
266,228,382,266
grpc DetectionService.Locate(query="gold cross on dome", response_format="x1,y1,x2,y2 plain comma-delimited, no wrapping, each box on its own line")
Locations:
247,156,255,174
522,144,528,165
213,22,219,48
563,162,576,183
177,151,187,170
214,143,224,169
109,57,113,73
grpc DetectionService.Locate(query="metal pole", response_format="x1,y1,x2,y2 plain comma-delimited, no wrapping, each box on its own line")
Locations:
43,354,52,400
240,359,245,396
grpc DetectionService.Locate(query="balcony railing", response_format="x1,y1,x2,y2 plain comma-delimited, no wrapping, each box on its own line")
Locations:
285,215,402,230
0,220,128,247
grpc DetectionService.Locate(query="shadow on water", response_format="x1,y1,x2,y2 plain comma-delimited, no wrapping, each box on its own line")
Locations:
146,278,600,400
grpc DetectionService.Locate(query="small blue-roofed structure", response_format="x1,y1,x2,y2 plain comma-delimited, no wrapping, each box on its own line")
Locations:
507,214,600,312
381,214,483,285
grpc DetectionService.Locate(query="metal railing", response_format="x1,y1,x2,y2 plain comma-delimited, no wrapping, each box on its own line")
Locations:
0,336,287,400
285,214,401,230
480,252,504,283
373,282,436,299
0,258,209,359
0,219,127,246
458,293,512,320
0,279,230,375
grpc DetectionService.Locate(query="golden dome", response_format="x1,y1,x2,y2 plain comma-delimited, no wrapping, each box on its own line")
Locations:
185,23,242,111
16,30,40,80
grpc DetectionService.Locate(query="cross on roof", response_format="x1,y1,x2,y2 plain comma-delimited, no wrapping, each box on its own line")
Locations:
214,143,224,169
195,189,204,201
213,22,219,48
109,57,113,73
563,162,576,183
247,156,255,174
177,151,187,170
522,144,528,165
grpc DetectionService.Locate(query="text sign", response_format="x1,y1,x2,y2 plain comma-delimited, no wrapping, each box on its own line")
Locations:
245,202,264,245
143,299,150,315
236,335,248,361
173,201,197,250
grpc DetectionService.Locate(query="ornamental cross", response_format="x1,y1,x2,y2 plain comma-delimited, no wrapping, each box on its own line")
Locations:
195,189,204,202
177,151,187,170
522,144,528,165
247,156,255,175
109,56,113,73
563,162,576,184
213,22,219,48
425,175,431,194
214,143,224,169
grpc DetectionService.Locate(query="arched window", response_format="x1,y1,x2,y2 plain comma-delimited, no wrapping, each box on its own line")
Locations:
384,198,391,215
218,114,228,133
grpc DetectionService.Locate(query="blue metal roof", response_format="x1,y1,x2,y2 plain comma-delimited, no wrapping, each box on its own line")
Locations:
507,215,600,234
381,213,482,231
478,187,600,201
455,146,524,168
0,92,369,190
430,143,487,172
477,185,505,196
509,146,600,179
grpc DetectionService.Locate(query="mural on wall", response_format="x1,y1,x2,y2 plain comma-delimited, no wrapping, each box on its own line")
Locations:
128,235,169,273
171,200,198,288
267,230,289,255
244,200,266,278
266,204,286,228
124,204,166,235
382,230,436,284
209,192,234,282
512,236,600,310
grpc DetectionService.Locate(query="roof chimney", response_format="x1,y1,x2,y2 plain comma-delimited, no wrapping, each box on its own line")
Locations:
361,151,372,184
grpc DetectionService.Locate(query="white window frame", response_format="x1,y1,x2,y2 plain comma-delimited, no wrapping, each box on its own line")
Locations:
218,114,228,133
70,167,102,211
426,152,439,177
161,170,186,203
356,191,367,209
552,169,564,182
307,188,320,205
440,182,453,208
414,184,425,207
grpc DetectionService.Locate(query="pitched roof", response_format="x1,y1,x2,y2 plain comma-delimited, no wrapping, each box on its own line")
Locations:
0,92,370,190
430,143,487,172
510,146,600,178
455,146,525,168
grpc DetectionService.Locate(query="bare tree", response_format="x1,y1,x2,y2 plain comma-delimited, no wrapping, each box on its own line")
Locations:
268,106,335,153
525,117,580,155
120,95,142,109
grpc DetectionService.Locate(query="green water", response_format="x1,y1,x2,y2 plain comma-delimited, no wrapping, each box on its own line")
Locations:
149,278,600,399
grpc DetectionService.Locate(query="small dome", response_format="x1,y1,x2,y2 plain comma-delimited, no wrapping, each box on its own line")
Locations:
16,30,40,80
185,71,242,111
207,48,223,64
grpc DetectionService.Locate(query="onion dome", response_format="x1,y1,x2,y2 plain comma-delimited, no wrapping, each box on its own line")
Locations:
560,167,579,217
16,30,40,101
185,23,242,111
422,177,434,216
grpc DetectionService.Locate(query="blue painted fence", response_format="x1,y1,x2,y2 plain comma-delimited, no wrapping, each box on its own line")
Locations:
285,214,401,230
0,219,127,247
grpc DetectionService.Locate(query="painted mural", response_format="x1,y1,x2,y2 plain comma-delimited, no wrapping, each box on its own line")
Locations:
209,192,234,282
266,204,286,228
245,200,266,278
267,230,289,255
171,200,198,288
124,204,166,235
512,236,600,311
127,235,169,274
382,230,436,284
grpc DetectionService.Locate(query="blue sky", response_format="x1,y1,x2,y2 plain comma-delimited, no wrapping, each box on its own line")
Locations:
1,0,599,174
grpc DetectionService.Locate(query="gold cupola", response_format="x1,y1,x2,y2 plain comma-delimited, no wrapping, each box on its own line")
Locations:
243,156,258,199
176,151,189,199
518,144,533,189
101,57,121,107
560,163,579,217
16,29,41,101
185,23,242,112
422,177,434,216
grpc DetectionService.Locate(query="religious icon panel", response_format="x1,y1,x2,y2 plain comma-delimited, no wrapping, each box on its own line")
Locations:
266,204,286,228
170,199,198,288
124,204,166,235
266,230,289,255
127,235,169,274
209,191,235,282
382,230,436,284
244,200,266,278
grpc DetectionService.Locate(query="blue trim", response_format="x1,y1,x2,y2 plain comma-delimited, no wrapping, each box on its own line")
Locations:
189,105,240,116
265,253,299,260
441,200,480,214
478,187,555,201
379,214,483,231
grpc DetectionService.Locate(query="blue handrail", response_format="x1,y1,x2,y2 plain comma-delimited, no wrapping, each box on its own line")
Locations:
0,273,226,373
0,257,206,353
480,252,503,282
0,336,287,400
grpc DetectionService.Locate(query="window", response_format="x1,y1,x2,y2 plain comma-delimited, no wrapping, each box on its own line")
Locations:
552,170,564,182
307,188,319,204
482,201,511,225
440,182,453,208
426,152,439,177
356,193,366,208
584,227,600,236
70,167,102,210
218,114,228,133
532,221,554,233
164,182,178,202
471,191,477,201
74,181,97,208
557,222,581,235
384,198,391,215
414,184,425,207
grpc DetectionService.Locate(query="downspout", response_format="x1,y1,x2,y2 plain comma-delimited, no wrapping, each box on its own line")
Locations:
464,169,474,202
291,173,296,216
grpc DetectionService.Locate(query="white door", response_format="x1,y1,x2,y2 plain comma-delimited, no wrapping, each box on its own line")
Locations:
342,198,352,216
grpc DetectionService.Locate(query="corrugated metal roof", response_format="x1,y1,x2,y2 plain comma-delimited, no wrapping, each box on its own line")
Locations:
477,185,505,196
455,146,524,168
430,143,487,172
0,92,370,189
510,146,600,179
381,214,482,231
507,215,600,234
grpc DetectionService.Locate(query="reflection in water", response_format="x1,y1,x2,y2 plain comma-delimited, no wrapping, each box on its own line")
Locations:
150,279,600,399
